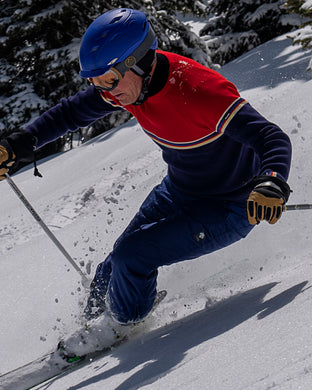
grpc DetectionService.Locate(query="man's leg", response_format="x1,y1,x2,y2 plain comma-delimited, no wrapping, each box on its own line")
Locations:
84,257,112,319
87,177,254,323
85,177,179,319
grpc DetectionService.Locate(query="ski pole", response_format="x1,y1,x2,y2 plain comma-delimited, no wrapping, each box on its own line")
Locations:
285,204,312,211
5,173,90,287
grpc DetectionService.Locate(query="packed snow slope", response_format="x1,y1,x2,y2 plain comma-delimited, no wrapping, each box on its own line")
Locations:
1,32,312,390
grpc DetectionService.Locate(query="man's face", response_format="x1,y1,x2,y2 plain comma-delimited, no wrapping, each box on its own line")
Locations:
92,70,142,106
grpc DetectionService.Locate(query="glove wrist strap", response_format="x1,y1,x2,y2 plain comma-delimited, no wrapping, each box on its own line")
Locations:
253,175,291,202
254,181,282,192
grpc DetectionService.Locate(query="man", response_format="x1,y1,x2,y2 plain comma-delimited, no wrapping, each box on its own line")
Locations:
0,9,291,326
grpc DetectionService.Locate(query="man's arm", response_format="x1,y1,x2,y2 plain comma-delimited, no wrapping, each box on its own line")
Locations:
26,85,123,149
225,102,291,182
0,85,123,178
226,103,292,224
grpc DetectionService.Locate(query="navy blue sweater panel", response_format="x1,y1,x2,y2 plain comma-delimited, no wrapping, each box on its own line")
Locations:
26,85,122,148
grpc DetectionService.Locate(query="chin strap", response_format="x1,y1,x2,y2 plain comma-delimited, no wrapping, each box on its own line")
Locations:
133,74,151,105
131,50,156,106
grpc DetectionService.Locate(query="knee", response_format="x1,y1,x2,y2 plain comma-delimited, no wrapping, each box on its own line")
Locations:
110,232,154,275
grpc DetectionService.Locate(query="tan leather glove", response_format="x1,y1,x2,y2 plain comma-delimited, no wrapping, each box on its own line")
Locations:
247,176,291,225
0,141,16,180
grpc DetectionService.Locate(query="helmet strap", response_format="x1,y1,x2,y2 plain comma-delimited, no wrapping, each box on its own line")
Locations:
132,74,151,105
131,50,156,105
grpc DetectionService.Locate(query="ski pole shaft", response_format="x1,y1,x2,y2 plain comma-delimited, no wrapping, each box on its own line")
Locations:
5,174,89,286
285,204,312,211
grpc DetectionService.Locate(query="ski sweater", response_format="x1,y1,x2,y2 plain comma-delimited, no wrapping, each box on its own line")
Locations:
26,50,291,201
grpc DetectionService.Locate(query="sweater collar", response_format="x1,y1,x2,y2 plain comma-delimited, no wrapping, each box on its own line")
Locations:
147,52,169,98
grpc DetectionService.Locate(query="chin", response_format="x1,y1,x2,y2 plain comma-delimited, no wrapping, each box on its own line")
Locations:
120,99,136,106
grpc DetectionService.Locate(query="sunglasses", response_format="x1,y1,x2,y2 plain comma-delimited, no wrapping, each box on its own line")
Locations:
88,68,122,92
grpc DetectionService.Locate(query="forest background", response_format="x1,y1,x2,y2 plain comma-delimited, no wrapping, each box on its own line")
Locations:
0,0,311,159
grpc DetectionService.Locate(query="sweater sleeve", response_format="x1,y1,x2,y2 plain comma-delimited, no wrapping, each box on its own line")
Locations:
225,103,292,182
26,85,123,148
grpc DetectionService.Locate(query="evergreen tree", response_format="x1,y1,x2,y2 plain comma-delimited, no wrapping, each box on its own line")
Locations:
200,0,301,65
153,0,208,16
285,0,312,61
0,0,210,155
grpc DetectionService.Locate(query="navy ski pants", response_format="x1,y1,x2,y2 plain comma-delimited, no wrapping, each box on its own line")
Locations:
92,176,254,323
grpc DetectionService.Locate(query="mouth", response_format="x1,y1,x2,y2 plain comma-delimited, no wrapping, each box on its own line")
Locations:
113,92,125,99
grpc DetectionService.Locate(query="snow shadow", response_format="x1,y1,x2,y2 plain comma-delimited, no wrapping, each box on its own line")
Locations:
67,280,308,390
220,35,312,92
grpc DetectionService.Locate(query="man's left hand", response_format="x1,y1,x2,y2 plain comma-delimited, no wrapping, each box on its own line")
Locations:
247,176,291,225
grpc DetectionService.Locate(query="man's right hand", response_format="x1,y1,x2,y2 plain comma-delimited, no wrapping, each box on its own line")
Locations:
0,131,37,180
0,140,16,180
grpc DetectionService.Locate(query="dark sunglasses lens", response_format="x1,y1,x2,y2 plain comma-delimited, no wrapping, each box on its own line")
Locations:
94,79,119,92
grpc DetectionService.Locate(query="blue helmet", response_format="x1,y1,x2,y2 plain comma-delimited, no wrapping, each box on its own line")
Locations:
79,8,157,78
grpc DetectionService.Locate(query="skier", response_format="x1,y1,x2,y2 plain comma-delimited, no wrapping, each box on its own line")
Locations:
0,9,291,326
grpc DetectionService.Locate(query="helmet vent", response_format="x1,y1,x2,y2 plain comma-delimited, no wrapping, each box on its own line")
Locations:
110,16,122,24
110,33,119,41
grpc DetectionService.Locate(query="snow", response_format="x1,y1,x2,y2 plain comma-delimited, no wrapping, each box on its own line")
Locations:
1,31,312,389
302,0,312,10
178,13,208,36
243,3,279,25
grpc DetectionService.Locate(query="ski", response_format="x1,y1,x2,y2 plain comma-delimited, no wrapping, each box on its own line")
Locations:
0,344,120,390
0,290,167,390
